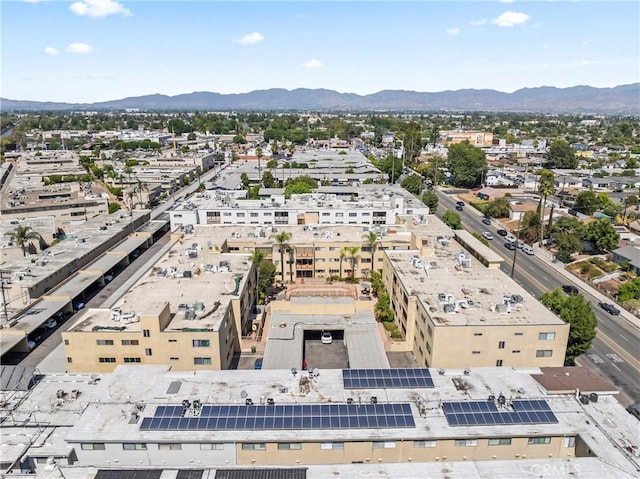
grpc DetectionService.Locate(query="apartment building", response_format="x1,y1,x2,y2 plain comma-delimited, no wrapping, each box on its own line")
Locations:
441,131,494,147
62,249,255,373
4,363,636,477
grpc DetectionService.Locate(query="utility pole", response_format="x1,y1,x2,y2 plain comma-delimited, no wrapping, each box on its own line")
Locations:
510,214,524,278
1,270,10,323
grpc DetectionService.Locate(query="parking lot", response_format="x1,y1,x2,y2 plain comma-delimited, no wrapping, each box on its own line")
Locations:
303,330,348,370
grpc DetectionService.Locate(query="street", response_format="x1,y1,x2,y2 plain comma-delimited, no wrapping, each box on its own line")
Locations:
436,189,640,405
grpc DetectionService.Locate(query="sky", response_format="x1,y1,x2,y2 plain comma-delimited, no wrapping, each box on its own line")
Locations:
2,0,639,103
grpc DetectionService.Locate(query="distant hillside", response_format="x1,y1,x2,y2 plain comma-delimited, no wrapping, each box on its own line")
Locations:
2,84,638,113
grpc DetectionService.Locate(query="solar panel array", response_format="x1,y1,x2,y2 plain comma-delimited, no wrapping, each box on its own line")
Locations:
140,403,416,431
342,368,434,389
442,399,558,426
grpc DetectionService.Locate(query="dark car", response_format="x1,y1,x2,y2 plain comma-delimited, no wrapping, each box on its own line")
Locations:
627,403,640,420
504,242,516,250
598,302,621,315
482,218,491,225
562,285,579,295
455,205,463,211
456,201,465,207
253,358,263,370
497,229,508,237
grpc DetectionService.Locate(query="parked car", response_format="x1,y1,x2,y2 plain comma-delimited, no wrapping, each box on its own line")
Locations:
456,201,465,207
598,302,621,315
455,205,463,211
516,240,525,249
562,285,579,295
522,246,534,255
504,242,516,251
482,218,491,225
627,403,640,420
482,232,493,240
28,341,36,351
104,274,114,283
505,234,517,243
44,318,58,329
321,331,333,344
497,229,508,237
253,358,263,370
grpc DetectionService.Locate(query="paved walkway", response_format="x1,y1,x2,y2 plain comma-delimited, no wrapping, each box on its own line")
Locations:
531,244,639,328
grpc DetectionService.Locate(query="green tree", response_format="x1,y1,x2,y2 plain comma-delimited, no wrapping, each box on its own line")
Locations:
271,231,292,283
255,146,264,183
262,170,276,188
537,169,555,246
540,288,597,365
574,190,600,215
484,197,511,218
446,141,488,188
618,278,640,302
585,219,620,252
519,211,541,244
546,140,578,168
555,233,583,263
5,225,43,256
187,132,196,141
442,210,462,230
421,190,438,213
345,246,361,280
374,291,394,322
401,174,422,195
233,134,246,144
250,250,264,312
108,202,121,214
240,172,250,187
362,231,379,276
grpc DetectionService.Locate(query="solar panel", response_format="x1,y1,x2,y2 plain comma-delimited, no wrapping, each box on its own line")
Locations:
342,368,434,389
140,403,416,431
442,400,558,427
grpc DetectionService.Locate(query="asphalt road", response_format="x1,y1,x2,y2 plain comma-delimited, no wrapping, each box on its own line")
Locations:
436,190,640,405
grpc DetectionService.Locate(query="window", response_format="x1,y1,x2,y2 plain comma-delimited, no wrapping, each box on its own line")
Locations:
192,340,210,347
536,349,553,358
488,438,512,446
168,339,177,343
528,437,551,445
563,437,576,448
373,441,396,449
200,443,224,450
194,357,212,365
472,351,481,355
454,439,478,447
123,443,147,450
124,357,141,363
473,332,483,336
121,339,139,346
98,357,116,363
498,341,505,349
67,357,73,363
427,324,433,337
414,440,437,448
81,443,105,450
277,443,302,450
320,442,344,450
143,329,150,337
158,443,182,451
538,332,556,340
514,332,524,336
170,357,179,361
512,350,521,354
496,359,503,366
242,443,266,451
96,339,114,346
64,339,69,345
145,348,152,356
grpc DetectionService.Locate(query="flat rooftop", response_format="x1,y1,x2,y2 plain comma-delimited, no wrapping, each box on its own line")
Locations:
385,249,567,327
67,245,252,332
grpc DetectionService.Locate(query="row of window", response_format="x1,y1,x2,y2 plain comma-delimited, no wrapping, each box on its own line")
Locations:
470,349,552,358
96,339,211,347
95,357,212,365
81,437,570,452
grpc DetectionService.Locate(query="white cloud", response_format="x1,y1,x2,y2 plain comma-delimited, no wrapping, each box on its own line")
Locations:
23,0,47,3
571,60,598,67
44,46,59,56
499,0,515,3
581,40,589,46
303,58,323,69
446,27,460,36
492,11,531,27
470,19,486,26
235,32,264,45
70,0,131,18
66,42,94,54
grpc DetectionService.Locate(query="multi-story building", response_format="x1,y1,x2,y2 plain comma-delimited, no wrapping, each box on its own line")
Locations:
2,363,636,476
441,131,494,147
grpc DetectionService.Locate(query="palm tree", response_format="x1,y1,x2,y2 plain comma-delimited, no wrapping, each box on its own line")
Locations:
256,146,264,184
345,246,360,280
286,245,295,283
250,249,264,313
538,169,555,247
339,247,348,279
5,225,42,256
271,231,292,283
362,231,378,277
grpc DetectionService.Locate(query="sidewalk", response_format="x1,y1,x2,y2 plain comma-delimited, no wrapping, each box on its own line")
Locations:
531,243,640,328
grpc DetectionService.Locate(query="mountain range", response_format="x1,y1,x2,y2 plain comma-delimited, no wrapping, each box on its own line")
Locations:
2,84,638,113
